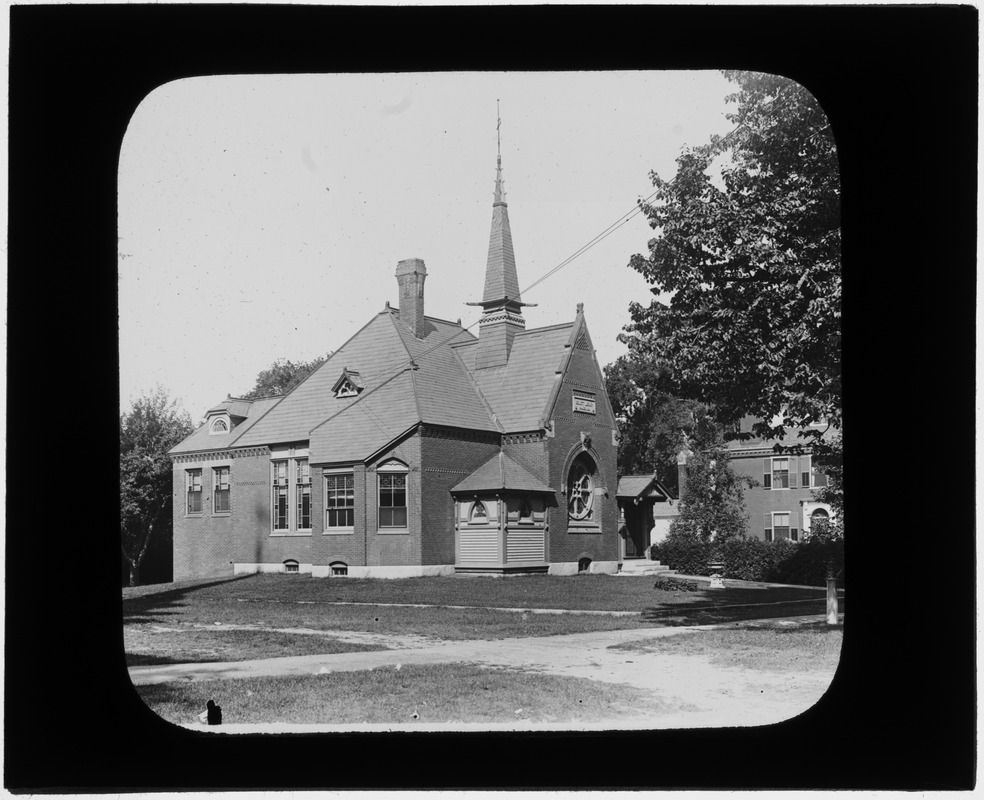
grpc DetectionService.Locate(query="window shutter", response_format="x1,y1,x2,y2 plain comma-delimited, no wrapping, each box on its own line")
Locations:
814,469,828,488
789,456,799,489
801,456,811,488
764,512,772,541
763,458,772,489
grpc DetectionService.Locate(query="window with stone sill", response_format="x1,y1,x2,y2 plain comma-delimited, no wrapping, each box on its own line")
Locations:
186,469,203,515
325,473,355,530
378,461,408,529
213,466,230,514
272,456,311,533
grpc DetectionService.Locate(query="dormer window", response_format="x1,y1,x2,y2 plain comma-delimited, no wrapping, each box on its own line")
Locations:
336,380,359,398
332,369,365,399
209,416,230,435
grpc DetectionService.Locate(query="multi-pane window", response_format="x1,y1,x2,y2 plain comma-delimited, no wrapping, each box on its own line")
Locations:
325,474,355,529
772,458,790,489
765,512,798,542
378,472,408,528
296,459,311,530
272,461,289,531
213,467,230,513
186,469,202,514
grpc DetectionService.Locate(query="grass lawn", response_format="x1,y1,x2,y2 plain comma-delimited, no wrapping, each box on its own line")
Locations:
123,574,843,663
136,663,694,726
610,623,844,672
124,627,388,667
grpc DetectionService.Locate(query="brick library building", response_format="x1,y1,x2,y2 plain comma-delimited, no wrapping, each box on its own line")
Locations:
169,154,624,579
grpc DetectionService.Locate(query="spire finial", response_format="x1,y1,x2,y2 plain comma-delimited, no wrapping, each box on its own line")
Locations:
497,99,501,162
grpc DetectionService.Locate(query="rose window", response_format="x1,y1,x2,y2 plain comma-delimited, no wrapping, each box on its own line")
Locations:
567,461,594,520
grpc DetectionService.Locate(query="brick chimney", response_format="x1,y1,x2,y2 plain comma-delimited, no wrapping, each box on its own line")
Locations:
395,258,427,338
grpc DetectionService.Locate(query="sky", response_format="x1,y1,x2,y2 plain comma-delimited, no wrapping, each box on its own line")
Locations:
118,71,736,420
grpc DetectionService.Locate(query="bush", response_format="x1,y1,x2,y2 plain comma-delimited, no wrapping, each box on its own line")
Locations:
655,533,845,587
651,533,714,576
653,577,701,592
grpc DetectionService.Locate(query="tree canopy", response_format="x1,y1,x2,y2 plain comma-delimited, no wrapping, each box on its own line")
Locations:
623,70,840,448
120,387,194,586
243,356,328,399
604,355,718,493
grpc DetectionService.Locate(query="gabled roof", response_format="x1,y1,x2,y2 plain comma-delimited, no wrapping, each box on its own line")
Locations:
169,395,282,455
616,474,674,501
388,313,500,433
451,451,554,494
721,423,836,457
191,307,499,462
453,322,573,432
331,368,365,395
232,312,414,448
309,370,420,465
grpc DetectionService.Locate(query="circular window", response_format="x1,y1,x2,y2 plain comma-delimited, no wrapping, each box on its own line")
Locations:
567,460,594,520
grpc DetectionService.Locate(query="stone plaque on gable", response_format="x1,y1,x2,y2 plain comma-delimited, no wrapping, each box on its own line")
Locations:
572,391,596,414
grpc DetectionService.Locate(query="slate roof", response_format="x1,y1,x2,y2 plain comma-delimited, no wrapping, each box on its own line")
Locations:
309,370,421,464
481,158,523,304
169,395,282,455
174,308,500,462
453,322,573,432
616,475,674,501
206,397,255,418
451,451,555,494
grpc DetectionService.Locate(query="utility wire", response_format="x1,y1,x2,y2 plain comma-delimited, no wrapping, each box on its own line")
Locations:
328,83,822,395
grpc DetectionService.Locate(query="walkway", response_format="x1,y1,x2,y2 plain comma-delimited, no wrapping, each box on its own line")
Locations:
129,614,842,730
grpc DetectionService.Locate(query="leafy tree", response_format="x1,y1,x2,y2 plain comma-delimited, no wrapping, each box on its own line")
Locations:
120,387,194,586
669,447,754,544
623,70,840,448
243,355,328,399
604,355,719,494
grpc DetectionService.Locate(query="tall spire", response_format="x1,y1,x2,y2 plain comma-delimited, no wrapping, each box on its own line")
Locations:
482,106,521,305
470,106,534,370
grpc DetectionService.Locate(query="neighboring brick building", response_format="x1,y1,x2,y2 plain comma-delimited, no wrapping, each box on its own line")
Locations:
169,153,620,579
678,418,835,543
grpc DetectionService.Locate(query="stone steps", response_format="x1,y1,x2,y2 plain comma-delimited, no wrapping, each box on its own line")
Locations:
618,559,677,577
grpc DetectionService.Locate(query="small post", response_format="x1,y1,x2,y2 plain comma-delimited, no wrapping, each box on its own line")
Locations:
826,576,839,624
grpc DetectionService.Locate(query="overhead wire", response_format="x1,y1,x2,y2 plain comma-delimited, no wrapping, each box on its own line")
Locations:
331,82,822,396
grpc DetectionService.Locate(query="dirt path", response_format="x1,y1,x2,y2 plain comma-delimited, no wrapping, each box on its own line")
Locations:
130,615,839,729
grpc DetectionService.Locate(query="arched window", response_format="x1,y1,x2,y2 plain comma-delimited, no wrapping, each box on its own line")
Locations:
469,501,488,523
283,559,299,574
329,561,348,577
209,417,228,434
567,455,596,521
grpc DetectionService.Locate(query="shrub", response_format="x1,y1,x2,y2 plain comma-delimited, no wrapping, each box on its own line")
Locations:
653,577,701,592
654,531,845,587
651,532,714,575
